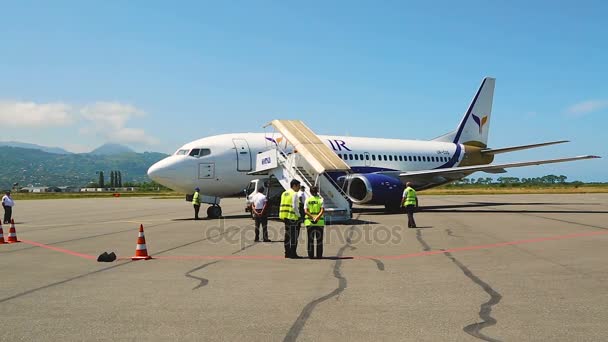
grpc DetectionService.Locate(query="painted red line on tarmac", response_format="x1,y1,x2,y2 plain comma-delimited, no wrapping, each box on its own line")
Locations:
20,239,97,260
18,231,608,262
353,230,608,260
150,255,284,260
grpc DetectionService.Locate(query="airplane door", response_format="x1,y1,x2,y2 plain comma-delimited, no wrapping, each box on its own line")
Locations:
364,152,371,166
233,138,252,172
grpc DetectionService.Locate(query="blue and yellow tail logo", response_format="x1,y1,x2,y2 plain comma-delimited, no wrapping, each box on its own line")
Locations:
472,114,488,134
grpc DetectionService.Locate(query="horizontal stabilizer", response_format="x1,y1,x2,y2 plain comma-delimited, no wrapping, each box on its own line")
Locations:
480,140,569,155
398,155,601,179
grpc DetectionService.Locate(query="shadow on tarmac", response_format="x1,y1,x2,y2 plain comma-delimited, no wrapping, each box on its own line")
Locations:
358,202,608,215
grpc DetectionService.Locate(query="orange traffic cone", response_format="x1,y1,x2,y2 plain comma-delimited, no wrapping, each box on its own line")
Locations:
0,222,5,244
6,219,20,243
131,224,152,260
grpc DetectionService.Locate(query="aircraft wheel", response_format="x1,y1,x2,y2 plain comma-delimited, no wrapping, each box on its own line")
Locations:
207,205,222,219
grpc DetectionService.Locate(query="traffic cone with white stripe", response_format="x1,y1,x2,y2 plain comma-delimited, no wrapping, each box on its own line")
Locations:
6,219,20,243
0,222,5,244
131,224,151,260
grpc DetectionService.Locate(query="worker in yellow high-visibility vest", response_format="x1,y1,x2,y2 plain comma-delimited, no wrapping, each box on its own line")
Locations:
401,182,418,228
192,187,202,220
304,186,325,259
279,179,301,258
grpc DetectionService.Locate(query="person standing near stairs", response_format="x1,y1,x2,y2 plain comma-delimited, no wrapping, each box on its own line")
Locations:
304,186,325,259
251,187,271,242
280,179,301,258
297,185,307,222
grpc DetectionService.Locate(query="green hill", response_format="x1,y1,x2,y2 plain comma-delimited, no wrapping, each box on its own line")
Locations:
0,146,168,189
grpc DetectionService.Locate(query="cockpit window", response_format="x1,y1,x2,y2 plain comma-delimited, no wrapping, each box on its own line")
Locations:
200,149,211,157
175,149,188,155
189,149,201,157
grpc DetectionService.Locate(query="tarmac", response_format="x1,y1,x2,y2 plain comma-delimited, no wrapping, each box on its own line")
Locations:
1,193,608,341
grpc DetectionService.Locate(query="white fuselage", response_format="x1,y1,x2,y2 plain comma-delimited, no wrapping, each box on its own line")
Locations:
147,133,464,197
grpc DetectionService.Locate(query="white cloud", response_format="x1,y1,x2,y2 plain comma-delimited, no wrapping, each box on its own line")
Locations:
566,100,608,117
79,101,159,146
80,102,144,129
0,99,159,148
107,127,159,145
0,100,73,127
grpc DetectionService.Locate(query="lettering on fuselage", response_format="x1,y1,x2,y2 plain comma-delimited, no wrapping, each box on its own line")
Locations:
328,139,352,151
261,157,272,165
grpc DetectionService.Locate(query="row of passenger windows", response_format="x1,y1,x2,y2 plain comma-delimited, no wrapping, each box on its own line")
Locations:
337,153,450,163
175,148,212,157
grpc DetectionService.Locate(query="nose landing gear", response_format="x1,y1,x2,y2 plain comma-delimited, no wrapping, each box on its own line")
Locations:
207,205,222,219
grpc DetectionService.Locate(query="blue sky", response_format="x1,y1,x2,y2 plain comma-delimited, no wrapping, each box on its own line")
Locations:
0,1,606,181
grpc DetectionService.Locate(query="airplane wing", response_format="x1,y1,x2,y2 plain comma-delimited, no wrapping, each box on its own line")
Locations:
396,155,600,181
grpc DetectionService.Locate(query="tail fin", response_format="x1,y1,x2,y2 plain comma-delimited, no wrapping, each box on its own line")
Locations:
433,77,495,147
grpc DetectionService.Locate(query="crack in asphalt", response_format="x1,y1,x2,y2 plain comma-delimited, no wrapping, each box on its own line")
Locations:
231,242,257,255
185,261,221,290
0,226,239,304
416,229,431,251
521,213,608,230
415,228,502,342
283,213,372,342
183,229,258,290
444,249,503,342
445,228,462,238
370,258,385,271
283,224,356,342
0,261,135,304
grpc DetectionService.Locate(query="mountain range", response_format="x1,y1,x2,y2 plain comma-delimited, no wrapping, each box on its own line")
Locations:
0,142,168,189
0,141,71,154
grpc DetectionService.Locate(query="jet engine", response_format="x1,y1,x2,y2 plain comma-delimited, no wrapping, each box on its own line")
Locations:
345,173,404,207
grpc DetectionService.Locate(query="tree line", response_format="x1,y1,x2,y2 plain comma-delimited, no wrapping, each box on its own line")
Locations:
86,170,171,191
97,171,123,188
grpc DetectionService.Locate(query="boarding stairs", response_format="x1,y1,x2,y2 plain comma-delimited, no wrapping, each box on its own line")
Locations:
251,120,353,223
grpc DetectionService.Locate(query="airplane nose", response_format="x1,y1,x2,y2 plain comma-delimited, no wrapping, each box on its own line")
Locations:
147,163,161,182
147,158,176,183
147,156,195,193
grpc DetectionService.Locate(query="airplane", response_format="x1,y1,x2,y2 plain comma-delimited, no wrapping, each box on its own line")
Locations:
147,77,599,218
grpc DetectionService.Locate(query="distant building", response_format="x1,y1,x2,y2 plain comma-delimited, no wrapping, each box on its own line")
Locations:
20,186,49,193
79,187,139,192
21,186,78,193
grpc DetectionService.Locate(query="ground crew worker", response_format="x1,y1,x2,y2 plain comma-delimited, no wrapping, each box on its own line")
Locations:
304,186,325,259
401,182,418,228
280,179,301,258
251,187,270,242
2,191,14,224
193,187,202,220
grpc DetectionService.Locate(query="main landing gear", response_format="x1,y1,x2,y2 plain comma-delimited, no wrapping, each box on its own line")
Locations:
207,205,222,219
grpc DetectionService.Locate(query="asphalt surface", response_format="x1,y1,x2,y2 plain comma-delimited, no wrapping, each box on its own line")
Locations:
1,194,607,341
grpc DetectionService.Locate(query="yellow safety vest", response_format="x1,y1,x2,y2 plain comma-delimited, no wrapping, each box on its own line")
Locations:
279,189,298,220
403,187,417,206
304,196,325,227
193,191,201,205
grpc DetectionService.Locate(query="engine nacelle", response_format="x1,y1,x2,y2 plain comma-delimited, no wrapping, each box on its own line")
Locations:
346,173,404,205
